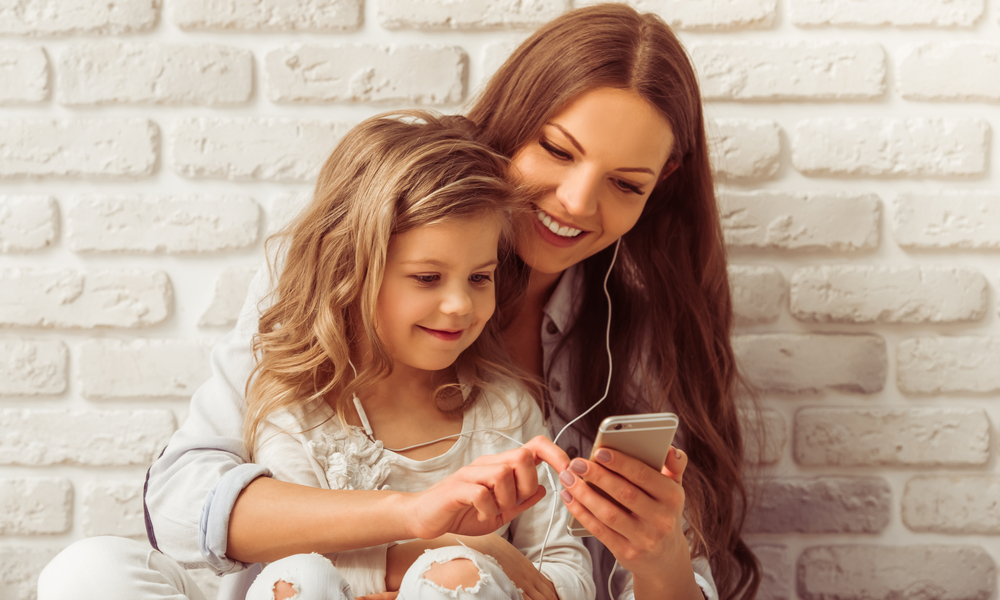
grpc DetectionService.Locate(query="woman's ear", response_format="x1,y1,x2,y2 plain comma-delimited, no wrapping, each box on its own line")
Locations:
660,160,680,181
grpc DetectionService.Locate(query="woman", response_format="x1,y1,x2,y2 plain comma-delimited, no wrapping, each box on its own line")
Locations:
39,5,759,600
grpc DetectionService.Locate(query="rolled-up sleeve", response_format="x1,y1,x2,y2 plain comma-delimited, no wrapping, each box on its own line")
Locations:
144,266,273,573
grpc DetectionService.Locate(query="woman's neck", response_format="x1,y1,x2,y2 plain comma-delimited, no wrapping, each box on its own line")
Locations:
525,268,564,308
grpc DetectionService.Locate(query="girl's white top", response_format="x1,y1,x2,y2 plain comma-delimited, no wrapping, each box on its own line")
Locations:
254,386,595,600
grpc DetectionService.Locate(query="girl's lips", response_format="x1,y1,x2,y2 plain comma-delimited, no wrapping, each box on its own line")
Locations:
417,326,463,341
533,215,589,248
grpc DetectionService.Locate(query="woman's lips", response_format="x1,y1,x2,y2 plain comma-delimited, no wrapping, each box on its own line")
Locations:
417,326,463,341
533,215,589,248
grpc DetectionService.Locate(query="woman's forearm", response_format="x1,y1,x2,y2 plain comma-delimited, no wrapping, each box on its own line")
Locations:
227,477,412,564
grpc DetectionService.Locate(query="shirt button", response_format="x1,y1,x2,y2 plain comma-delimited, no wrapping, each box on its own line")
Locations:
550,379,561,392
567,446,579,459
546,321,558,335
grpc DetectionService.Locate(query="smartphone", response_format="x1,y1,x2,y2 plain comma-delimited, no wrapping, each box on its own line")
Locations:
566,412,679,537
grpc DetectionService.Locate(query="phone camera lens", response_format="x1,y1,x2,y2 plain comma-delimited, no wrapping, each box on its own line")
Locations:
614,424,624,430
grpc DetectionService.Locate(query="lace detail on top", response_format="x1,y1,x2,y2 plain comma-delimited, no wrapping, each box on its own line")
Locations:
308,426,395,491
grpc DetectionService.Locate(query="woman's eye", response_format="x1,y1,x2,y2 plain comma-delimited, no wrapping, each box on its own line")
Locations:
413,274,440,285
614,179,643,195
469,273,493,284
539,139,572,161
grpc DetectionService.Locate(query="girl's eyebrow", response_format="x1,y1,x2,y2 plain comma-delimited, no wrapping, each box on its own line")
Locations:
546,123,656,176
401,259,499,269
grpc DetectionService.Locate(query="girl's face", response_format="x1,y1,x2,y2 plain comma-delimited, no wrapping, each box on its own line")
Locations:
511,87,675,276
376,216,501,373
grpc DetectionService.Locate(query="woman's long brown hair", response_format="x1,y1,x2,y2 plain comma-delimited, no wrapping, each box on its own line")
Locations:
468,5,761,599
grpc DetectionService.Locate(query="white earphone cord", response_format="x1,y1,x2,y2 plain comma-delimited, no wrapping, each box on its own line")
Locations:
350,239,622,597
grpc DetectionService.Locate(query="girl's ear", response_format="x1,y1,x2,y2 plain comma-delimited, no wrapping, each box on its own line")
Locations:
660,160,680,181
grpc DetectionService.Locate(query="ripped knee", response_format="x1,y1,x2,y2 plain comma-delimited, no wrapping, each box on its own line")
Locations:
422,558,481,591
273,580,297,600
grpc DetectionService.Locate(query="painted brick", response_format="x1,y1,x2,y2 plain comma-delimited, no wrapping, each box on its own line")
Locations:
893,192,1000,249
792,118,989,177
0,339,66,396
791,266,987,324
0,547,57,600
798,545,994,600
0,119,158,179
379,0,567,29
0,408,175,466
171,118,350,183
78,338,214,401
708,119,780,180
897,336,1000,394
900,43,1000,101
746,477,890,534
199,267,259,328
58,42,252,106
903,476,1000,534
794,407,990,467
729,265,785,325
66,195,259,253
82,480,144,537
733,334,886,394
0,45,47,104
266,44,466,105
742,408,786,465
692,43,885,101
481,38,524,83
574,0,776,30
172,0,361,31
752,544,792,600
0,195,57,251
721,191,880,252
0,478,72,534
792,0,984,27
267,191,313,235
0,0,158,35
0,269,171,328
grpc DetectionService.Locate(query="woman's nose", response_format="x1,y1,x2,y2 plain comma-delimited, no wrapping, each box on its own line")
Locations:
556,168,600,217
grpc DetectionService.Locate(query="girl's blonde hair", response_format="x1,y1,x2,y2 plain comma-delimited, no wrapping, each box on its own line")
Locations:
244,111,528,458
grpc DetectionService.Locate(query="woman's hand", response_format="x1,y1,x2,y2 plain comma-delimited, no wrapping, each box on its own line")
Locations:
403,445,546,540
555,446,704,600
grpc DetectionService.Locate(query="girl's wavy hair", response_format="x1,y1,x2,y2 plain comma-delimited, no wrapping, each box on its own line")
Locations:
244,111,530,458
468,4,762,599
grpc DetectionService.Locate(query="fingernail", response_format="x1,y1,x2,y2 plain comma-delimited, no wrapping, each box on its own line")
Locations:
675,448,682,460
569,458,587,474
594,449,612,464
559,470,576,488
560,490,574,503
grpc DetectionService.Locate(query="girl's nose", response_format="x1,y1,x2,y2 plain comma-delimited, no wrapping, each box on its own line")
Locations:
440,285,473,316
556,168,600,217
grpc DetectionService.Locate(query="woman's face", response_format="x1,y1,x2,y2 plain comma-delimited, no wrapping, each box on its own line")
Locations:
511,87,675,276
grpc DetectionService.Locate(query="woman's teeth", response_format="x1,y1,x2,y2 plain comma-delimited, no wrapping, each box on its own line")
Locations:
537,210,582,238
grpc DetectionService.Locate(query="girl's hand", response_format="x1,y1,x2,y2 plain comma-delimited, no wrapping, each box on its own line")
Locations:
557,446,704,600
404,446,546,540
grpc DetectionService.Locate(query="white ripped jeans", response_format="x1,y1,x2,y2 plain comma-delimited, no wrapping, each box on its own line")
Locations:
38,536,523,600
247,546,524,600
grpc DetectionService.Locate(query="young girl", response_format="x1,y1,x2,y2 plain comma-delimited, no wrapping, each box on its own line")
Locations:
241,111,595,600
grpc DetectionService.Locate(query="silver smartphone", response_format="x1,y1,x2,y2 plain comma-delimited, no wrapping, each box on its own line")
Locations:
566,412,679,537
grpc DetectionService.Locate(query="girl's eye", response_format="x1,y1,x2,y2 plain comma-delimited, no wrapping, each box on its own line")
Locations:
614,179,643,195
469,273,493,284
413,274,440,285
539,139,572,161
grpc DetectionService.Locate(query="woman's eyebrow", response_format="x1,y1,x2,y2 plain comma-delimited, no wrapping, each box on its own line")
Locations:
548,123,655,176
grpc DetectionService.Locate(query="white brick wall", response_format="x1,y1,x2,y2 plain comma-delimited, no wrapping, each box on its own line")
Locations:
1,0,999,598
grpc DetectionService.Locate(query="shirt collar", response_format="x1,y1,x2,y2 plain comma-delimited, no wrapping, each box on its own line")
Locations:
542,263,583,334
